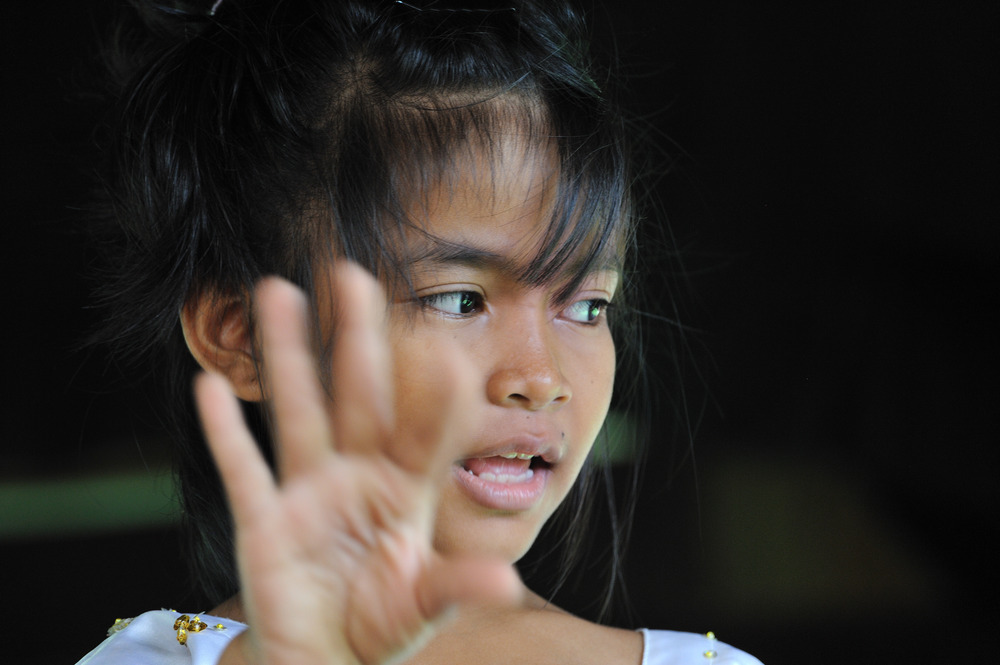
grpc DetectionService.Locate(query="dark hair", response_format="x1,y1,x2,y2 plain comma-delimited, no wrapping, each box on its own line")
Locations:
93,0,643,612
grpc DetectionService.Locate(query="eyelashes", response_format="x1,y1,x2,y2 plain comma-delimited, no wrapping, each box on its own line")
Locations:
419,291,483,315
419,291,611,325
561,298,611,324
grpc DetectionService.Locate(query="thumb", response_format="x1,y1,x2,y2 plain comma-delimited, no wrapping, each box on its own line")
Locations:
416,557,523,621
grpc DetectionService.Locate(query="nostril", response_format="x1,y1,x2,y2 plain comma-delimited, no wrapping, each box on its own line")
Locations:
488,367,570,409
503,391,568,410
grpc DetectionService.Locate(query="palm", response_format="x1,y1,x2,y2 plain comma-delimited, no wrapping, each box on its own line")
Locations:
196,266,517,665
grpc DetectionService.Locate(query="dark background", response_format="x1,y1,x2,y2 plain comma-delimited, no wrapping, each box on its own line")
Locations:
2,1,996,663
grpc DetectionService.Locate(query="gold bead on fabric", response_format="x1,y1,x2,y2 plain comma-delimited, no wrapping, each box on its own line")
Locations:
107,617,133,636
703,630,718,659
174,614,208,646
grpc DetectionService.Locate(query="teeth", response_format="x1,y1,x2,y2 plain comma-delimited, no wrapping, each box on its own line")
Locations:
477,469,535,484
499,452,535,460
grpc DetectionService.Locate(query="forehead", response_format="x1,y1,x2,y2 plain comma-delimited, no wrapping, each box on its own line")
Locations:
362,103,627,295
404,138,558,263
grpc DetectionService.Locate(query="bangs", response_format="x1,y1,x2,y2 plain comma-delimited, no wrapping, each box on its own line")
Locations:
95,0,642,606
305,89,631,303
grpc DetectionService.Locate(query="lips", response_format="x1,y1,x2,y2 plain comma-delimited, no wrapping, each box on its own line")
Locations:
463,455,534,482
453,452,552,511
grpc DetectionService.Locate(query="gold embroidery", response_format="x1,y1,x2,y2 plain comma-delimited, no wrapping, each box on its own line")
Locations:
174,614,208,646
703,631,718,659
107,617,133,636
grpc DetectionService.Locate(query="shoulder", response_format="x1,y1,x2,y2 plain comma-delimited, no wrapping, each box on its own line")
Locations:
75,610,247,665
409,604,644,665
639,629,764,665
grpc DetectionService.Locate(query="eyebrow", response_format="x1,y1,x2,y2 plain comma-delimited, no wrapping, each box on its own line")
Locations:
404,237,621,285
406,241,519,274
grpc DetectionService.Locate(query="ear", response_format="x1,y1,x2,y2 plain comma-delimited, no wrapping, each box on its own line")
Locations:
181,290,264,402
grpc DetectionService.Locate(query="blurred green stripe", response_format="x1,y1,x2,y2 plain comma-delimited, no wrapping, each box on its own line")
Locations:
0,469,180,538
1,409,636,539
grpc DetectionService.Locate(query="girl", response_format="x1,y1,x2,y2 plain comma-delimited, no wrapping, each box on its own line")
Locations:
79,0,763,663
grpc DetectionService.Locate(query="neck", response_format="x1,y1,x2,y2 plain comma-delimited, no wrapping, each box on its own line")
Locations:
210,594,248,623
209,582,564,625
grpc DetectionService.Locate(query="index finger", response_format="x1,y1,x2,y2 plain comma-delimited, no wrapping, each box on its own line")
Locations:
387,335,478,482
195,372,278,527
255,277,335,481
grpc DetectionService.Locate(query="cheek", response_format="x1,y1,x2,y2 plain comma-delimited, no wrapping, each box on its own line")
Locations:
573,334,617,433
548,333,616,487
390,343,438,426
386,324,470,441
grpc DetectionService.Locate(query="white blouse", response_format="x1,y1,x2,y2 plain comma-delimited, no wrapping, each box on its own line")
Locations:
76,610,764,664
638,628,764,665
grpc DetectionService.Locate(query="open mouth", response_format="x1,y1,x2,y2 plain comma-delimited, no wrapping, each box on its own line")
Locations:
453,453,552,510
460,453,551,484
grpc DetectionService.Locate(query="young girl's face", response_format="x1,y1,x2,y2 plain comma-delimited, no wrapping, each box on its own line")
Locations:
326,142,619,563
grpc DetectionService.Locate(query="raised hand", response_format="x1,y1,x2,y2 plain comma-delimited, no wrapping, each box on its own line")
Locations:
194,264,520,665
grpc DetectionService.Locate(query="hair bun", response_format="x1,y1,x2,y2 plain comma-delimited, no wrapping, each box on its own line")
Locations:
392,0,516,13
127,0,222,41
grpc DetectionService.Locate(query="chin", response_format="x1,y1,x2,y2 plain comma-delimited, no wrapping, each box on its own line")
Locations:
432,488,554,563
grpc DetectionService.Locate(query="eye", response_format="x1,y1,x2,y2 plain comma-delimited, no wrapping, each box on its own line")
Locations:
562,298,611,324
420,291,483,316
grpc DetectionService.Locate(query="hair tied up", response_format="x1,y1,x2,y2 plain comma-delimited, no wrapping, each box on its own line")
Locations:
394,0,516,14
126,0,225,41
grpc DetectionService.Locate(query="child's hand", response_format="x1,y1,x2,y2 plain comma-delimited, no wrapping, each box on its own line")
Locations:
195,264,520,665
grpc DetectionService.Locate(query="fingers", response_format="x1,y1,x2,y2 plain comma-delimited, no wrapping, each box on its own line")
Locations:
255,278,334,480
389,338,478,480
235,264,464,487
195,372,277,527
416,556,522,620
327,263,394,456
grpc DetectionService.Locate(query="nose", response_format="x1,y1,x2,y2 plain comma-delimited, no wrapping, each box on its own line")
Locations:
485,313,571,410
